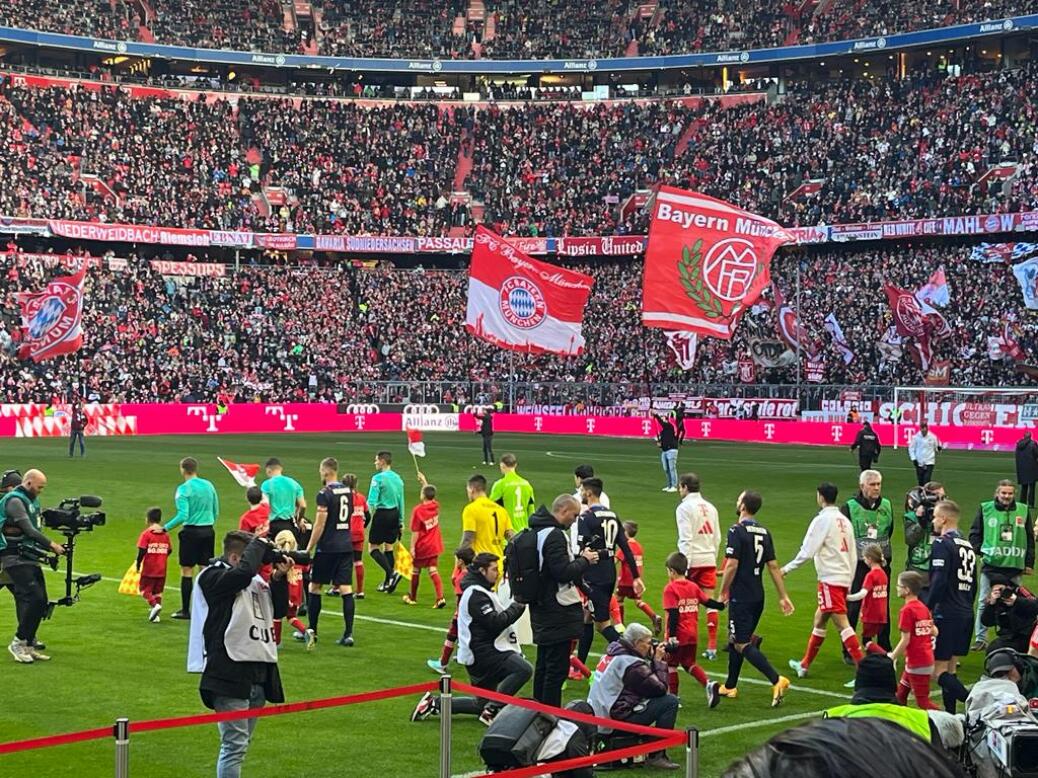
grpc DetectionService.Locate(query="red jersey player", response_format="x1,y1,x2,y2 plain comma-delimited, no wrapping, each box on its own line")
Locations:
889,571,939,710
662,552,727,708
846,544,888,646
273,530,312,648
404,479,445,607
239,486,273,581
344,474,371,598
136,508,172,623
616,521,661,634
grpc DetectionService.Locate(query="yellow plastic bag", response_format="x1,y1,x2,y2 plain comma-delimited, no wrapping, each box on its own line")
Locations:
393,542,413,579
118,564,141,596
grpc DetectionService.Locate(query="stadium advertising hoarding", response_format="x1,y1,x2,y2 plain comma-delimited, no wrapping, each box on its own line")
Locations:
0,14,1034,73
0,402,1031,452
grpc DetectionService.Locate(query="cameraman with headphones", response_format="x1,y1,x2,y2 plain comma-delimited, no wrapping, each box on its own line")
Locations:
0,469,65,664
979,579,1038,654
904,481,946,595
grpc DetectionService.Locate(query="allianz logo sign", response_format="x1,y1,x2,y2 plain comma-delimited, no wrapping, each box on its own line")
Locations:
852,37,887,51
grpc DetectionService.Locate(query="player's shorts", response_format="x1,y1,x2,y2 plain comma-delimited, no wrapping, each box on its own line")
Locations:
268,518,300,544
728,599,764,644
616,584,638,600
933,615,972,660
178,525,215,567
688,566,717,590
665,643,698,670
352,541,364,556
817,582,848,614
413,555,439,570
368,508,401,545
584,582,615,623
861,621,886,640
310,551,354,586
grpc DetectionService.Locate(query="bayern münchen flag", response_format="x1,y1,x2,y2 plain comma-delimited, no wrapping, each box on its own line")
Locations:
16,266,87,362
642,186,795,339
465,226,594,356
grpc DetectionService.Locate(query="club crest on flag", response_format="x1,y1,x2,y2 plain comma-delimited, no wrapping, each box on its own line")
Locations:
17,267,86,362
499,276,547,329
702,239,760,302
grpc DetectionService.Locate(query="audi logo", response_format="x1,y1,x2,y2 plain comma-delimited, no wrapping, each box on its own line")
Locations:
345,404,379,414
403,404,441,415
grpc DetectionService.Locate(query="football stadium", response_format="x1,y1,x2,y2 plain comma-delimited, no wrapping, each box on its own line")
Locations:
2,3,1038,777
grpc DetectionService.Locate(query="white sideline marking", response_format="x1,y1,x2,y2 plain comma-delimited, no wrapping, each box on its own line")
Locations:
704,671,848,700
700,709,826,738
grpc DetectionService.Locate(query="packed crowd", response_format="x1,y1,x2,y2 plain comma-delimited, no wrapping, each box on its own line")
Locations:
1,240,1034,403
2,62,1037,235
0,0,1033,57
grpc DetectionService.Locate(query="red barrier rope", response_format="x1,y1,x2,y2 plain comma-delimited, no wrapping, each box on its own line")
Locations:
0,682,437,754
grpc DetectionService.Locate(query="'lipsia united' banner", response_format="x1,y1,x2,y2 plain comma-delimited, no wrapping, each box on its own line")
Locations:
465,226,594,356
642,186,795,339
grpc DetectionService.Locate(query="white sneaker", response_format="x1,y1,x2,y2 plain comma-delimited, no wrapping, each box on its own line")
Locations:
787,659,807,679
27,644,50,661
8,639,33,664
149,604,163,623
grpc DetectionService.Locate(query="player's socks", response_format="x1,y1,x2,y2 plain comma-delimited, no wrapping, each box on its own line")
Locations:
617,600,626,625
307,592,323,634
289,617,306,634
637,600,658,622
896,674,912,705
577,623,594,663
354,562,364,595
569,655,591,678
938,671,969,713
180,576,192,615
801,628,827,669
609,597,622,626
439,613,459,665
370,549,393,582
839,627,864,664
273,620,283,645
341,593,355,637
409,573,421,601
706,611,719,651
742,644,780,685
908,672,938,710
667,666,680,695
601,625,622,643
689,664,709,687
430,570,444,600
725,650,745,688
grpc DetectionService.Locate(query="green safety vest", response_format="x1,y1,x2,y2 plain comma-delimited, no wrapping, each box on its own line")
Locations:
0,488,42,553
980,500,1029,570
904,511,933,572
825,703,931,741
846,498,894,559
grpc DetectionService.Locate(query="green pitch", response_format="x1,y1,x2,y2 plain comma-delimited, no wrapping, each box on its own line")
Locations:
0,432,1021,777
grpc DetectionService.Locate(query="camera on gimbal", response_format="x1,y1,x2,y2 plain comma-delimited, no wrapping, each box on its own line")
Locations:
43,496,106,534
907,485,941,526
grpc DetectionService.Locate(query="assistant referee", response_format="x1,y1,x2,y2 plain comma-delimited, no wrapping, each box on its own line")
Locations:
368,450,405,593
160,457,219,620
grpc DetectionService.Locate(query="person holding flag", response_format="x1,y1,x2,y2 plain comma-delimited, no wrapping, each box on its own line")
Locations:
488,453,536,532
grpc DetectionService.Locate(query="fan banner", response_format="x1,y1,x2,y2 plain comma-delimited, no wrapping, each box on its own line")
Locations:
465,226,595,356
642,186,795,339
16,266,87,362
1013,257,1038,310
663,331,698,370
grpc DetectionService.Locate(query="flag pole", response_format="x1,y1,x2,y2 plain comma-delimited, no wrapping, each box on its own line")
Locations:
795,259,803,401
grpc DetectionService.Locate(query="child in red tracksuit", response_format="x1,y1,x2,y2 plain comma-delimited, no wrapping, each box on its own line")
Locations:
616,521,662,633
136,508,172,623
273,530,311,647
427,546,476,673
889,571,939,710
404,480,445,607
663,551,726,706
847,543,889,646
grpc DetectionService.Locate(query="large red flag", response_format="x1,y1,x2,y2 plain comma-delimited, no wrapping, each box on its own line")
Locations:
465,226,594,356
642,186,795,339
17,266,87,362
884,283,950,369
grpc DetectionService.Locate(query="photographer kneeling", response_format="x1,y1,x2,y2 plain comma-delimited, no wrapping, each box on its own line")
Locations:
191,530,289,778
980,580,1038,654
0,469,66,664
588,623,681,771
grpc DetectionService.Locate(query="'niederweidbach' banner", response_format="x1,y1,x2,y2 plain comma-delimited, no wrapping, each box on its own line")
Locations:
641,186,795,339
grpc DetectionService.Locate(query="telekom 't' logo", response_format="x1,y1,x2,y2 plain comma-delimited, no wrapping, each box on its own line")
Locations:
981,429,994,445
831,426,842,442
265,406,298,432
764,423,775,440
354,415,366,429
534,417,543,431
641,419,653,436
187,406,220,433
700,422,711,438
586,418,596,433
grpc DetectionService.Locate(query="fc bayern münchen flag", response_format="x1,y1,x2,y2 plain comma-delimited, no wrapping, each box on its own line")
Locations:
16,266,87,362
642,186,795,339
465,226,594,356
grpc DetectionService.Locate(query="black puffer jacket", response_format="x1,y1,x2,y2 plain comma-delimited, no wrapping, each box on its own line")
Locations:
459,568,525,672
527,505,590,645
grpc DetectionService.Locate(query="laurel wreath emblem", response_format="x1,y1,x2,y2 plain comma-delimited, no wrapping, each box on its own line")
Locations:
678,239,726,319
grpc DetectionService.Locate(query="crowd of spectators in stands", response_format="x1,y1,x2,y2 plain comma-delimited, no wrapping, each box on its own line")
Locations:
1,240,1034,403
2,0,1034,58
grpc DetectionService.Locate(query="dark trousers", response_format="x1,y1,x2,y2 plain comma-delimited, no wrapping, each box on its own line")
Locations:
481,435,495,464
622,693,680,732
858,456,876,472
1020,482,1036,510
846,560,892,651
454,652,533,715
915,464,934,487
69,430,85,457
533,640,571,708
4,562,48,643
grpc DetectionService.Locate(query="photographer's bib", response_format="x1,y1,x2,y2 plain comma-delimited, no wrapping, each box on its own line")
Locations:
980,500,1028,570
187,564,277,672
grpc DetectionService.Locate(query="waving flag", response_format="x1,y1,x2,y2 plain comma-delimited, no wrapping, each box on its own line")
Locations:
642,186,795,339
465,226,594,356
971,242,1038,263
916,266,950,311
16,267,86,362
772,285,815,356
217,457,260,488
885,283,950,369
824,313,855,364
663,331,698,370
1013,257,1038,310
406,428,426,457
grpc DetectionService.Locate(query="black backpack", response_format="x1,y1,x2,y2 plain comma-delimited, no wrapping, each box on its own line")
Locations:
505,527,546,604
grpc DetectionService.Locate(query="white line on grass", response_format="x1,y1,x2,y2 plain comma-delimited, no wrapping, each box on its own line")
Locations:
703,672,848,700
700,709,827,738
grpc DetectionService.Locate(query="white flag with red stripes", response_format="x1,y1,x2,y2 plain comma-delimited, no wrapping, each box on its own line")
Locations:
217,457,260,488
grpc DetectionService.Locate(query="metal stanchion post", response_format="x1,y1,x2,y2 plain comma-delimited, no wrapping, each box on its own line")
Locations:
439,675,453,778
685,726,699,778
113,718,130,778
